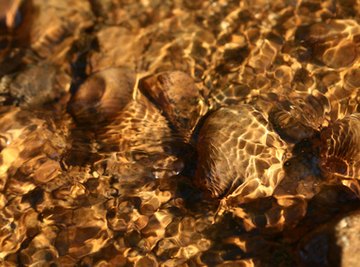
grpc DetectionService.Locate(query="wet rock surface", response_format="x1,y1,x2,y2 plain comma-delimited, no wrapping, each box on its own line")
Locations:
0,0,360,266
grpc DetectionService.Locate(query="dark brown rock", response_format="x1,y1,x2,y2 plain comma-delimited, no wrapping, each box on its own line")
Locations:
139,71,207,139
298,210,360,267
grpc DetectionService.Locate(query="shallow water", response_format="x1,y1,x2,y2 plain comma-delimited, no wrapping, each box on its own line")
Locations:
1,0,360,266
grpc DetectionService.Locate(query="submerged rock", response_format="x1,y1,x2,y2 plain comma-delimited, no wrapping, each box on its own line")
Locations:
68,68,136,125
195,104,286,200
318,113,360,196
0,62,70,107
298,210,360,267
